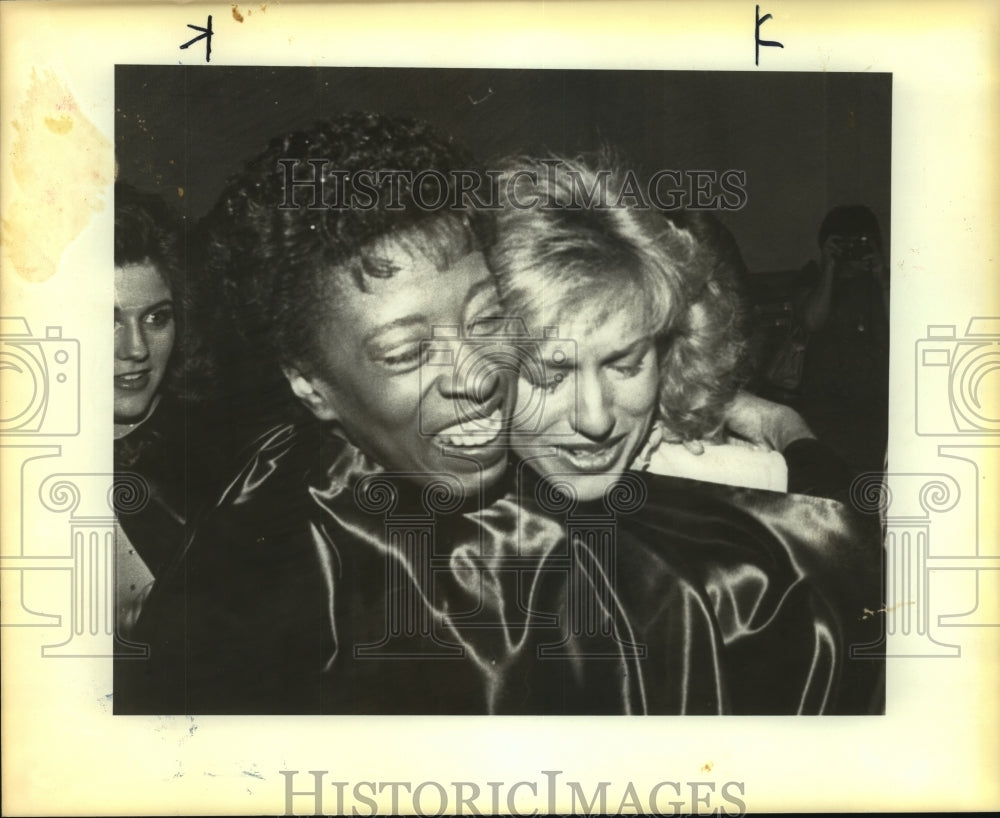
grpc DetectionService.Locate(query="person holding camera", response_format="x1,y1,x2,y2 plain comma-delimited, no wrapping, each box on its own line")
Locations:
795,205,890,477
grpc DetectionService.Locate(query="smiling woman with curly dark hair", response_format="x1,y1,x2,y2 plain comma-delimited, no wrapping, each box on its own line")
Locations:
201,112,492,365
188,112,497,448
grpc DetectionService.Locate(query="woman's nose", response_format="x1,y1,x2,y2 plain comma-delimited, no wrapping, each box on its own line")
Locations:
572,371,614,440
435,340,502,404
116,322,149,362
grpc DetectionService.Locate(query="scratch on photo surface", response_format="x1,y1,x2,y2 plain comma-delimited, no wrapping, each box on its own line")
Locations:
243,770,264,779
3,69,112,282
468,87,494,106
861,601,916,620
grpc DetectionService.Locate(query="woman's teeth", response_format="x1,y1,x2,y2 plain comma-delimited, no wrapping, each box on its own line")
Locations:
556,439,624,471
436,409,503,447
115,372,149,390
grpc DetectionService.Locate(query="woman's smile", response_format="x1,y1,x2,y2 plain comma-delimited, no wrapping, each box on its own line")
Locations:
114,370,152,390
114,262,176,425
551,433,629,472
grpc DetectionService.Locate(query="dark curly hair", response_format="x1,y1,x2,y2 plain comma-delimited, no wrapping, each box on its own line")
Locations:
201,112,492,370
486,154,751,443
114,180,190,398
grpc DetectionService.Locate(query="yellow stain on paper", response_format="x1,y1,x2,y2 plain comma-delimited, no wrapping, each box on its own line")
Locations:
2,69,112,282
232,3,267,22
44,115,74,135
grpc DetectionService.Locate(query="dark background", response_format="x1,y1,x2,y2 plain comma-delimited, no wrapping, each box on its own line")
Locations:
116,66,891,274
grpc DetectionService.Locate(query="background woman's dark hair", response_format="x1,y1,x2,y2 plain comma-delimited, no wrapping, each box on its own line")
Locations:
115,180,200,400
115,180,184,274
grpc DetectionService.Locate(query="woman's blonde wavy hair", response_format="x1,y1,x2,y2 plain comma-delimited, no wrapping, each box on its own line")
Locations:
486,154,751,443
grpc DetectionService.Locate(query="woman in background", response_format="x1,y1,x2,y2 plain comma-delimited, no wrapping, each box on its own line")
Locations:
113,181,224,636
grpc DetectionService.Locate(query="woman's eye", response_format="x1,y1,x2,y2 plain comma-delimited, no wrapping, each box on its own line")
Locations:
381,345,425,370
465,314,507,337
611,363,644,378
609,346,653,378
143,308,174,328
542,374,566,393
522,369,566,394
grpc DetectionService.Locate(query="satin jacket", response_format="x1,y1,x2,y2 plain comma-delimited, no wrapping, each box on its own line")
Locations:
114,396,223,578
117,422,884,715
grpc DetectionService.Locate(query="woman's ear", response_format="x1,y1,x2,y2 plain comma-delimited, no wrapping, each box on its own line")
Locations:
281,364,339,421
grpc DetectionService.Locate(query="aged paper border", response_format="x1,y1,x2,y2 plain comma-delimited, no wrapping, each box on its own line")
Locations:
2,1,998,814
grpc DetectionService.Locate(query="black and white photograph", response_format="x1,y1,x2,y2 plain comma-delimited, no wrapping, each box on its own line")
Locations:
112,66,888,715
3,2,998,815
